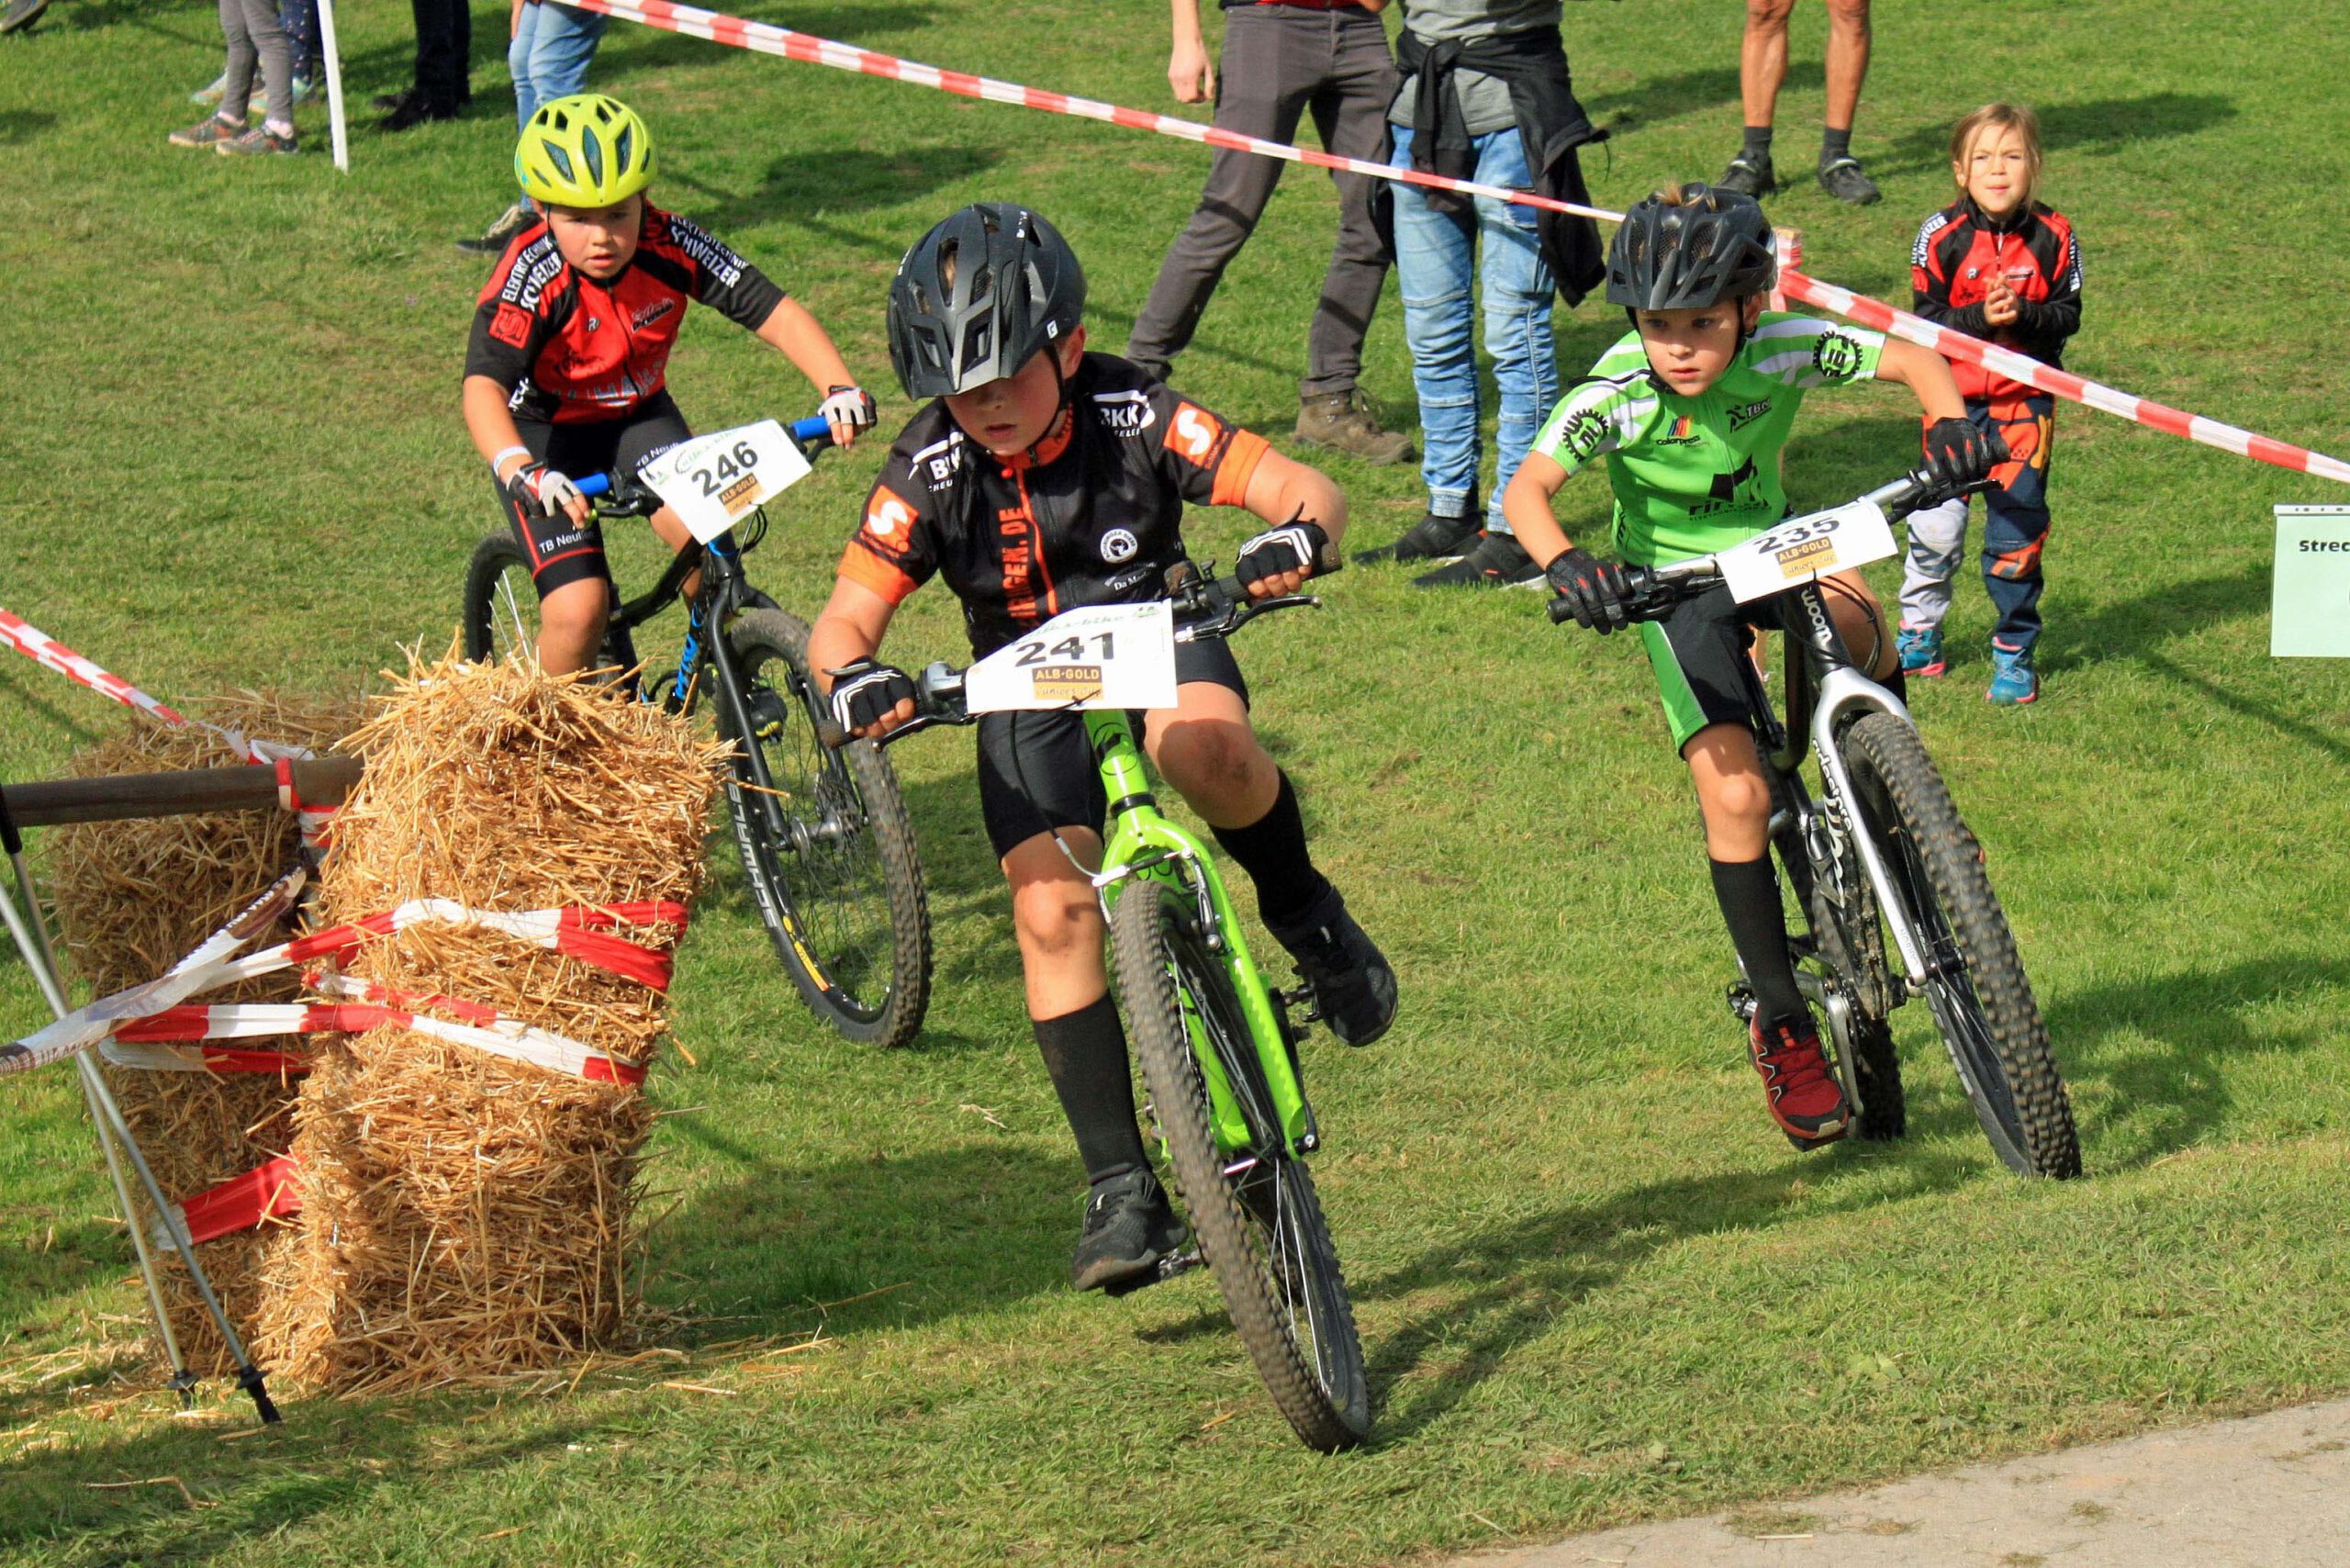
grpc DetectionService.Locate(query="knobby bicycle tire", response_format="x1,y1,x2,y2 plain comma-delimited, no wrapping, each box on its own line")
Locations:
1110,880,1370,1452
722,609,931,1048
462,536,541,664
1842,714,2079,1177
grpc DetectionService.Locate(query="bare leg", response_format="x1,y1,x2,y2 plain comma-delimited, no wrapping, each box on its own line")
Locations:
1822,0,1872,132
1740,0,1797,129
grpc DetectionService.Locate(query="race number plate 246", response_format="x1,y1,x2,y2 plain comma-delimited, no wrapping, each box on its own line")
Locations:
962,602,1179,713
640,420,813,544
1715,500,1897,604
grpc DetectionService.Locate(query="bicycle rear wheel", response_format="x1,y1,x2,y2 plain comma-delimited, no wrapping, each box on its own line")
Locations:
462,535,540,663
1841,713,2079,1177
1111,878,1370,1452
722,609,931,1048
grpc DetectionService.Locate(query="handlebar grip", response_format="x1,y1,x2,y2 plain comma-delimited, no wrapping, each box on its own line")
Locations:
790,414,835,449
576,472,612,498
1546,595,1577,625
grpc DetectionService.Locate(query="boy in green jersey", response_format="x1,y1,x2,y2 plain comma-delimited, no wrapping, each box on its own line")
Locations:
1502,184,1998,1149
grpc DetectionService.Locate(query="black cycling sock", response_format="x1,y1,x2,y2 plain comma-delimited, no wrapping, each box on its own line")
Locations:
1742,125,1774,162
1211,771,1333,934
1821,126,1853,163
1032,995,1147,1185
1710,855,1807,1026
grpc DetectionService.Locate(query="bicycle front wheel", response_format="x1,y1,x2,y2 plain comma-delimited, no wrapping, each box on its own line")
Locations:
1842,713,2079,1177
1111,879,1370,1452
722,608,931,1048
462,535,539,663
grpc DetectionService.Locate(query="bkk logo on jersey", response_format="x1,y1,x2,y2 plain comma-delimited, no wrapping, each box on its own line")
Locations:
1170,403,1222,464
632,299,677,330
1099,527,1139,565
1726,398,1773,431
1091,390,1156,436
1656,414,1700,445
1811,330,1864,381
864,489,915,542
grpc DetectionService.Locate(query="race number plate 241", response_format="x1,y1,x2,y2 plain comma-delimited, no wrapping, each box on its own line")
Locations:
640,420,813,544
1715,500,1897,604
962,602,1179,713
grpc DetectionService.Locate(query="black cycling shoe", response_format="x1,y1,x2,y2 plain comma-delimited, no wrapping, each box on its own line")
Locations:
1716,152,1777,199
1353,510,1481,566
1270,887,1396,1047
1070,1168,1184,1292
1817,155,1882,206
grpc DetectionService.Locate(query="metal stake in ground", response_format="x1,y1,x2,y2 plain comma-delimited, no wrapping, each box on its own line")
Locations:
0,781,283,1425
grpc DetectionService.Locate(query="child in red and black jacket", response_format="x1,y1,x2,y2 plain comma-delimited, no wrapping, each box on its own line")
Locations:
1897,102,2083,705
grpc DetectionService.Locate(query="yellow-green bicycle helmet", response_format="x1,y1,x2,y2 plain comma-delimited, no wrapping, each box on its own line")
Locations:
515,94,655,208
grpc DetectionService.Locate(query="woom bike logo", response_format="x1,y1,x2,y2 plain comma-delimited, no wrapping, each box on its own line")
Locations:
1031,666,1102,703
1812,330,1865,381
1099,527,1139,565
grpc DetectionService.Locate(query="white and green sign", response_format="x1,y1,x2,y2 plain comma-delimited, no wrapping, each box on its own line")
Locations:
2272,506,2350,657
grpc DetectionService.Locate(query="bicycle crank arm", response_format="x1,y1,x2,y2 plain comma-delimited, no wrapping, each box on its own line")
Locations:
1100,1247,1205,1299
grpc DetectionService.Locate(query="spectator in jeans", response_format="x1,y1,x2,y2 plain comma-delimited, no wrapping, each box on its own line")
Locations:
1124,0,1413,466
375,0,470,129
167,0,299,156
1360,0,1606,586
460,0,611,253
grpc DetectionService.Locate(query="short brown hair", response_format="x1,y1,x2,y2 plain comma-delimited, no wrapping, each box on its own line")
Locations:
1949,103,2045,207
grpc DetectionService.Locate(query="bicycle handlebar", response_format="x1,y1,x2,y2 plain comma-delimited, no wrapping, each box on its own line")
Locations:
1545,467,1945,628
575,414,839,501
820,564,1334,751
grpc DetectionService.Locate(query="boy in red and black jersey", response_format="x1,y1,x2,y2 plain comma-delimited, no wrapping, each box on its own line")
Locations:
461,94,876,675
1898,102,2085,704
809,204,1396,1294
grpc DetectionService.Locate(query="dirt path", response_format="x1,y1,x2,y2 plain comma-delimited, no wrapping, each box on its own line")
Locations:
1444,1399,2350,1567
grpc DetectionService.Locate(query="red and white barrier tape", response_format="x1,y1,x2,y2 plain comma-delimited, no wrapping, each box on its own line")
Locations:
5,888,684,1077
151,1154,304,1249
102,998,644,1086
565,0,2350,487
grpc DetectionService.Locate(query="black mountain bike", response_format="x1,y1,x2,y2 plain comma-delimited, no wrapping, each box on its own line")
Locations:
460,417,932,1048
1553,468,2081,1178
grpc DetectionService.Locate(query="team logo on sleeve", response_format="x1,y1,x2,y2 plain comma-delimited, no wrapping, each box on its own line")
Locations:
1099,527,1139,565
1169,403,1223,465
864,487,915,542
1558,409,1607,460
1811,330,1864,380
488,302,533,348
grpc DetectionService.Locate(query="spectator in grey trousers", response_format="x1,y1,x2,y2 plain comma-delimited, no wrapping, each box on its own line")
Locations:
167,0,298,155
1125,0,1415,466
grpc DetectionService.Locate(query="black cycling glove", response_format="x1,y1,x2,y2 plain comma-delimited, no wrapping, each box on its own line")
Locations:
1546,546,1634,634
1233,520,1333,593
1920,418,2009,498
827,658,915,734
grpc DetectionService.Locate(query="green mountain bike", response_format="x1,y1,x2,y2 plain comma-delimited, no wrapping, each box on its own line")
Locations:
865,571,1371,1451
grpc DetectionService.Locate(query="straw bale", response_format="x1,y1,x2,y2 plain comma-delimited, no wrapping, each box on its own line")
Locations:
42,691,362,1376
258,650,723,1394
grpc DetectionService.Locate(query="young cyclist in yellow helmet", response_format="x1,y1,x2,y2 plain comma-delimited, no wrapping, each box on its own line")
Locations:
462,94,878,674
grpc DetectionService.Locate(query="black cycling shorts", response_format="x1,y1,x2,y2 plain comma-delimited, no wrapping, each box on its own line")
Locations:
496,392,692,598
976,636,1248,861
1639,578,1886,751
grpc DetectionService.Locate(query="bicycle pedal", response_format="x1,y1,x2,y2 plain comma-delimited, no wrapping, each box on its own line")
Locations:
1279,982,1322,1023
1726,981,1760,1024
1101,1247,1203,1298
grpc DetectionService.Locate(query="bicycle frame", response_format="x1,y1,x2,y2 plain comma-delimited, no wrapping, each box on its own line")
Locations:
1083,708,1316,1159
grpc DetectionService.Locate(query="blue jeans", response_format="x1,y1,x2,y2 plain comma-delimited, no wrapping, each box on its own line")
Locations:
1389,123,1559,532
511,0,609,193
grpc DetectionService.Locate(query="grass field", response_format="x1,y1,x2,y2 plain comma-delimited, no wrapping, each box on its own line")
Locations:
5,0,2350,1562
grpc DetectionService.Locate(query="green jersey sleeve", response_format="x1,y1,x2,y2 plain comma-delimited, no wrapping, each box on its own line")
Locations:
1741,314,1887,389
1531,351,1662,477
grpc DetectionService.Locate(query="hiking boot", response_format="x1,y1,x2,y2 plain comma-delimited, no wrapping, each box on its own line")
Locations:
456,201,538,255
1070,1168,1184,1292
1817,155,1882,206
218,125,297,156
1896,626,1946,678
1352,509,1480,566
1750,1013,1850,1148
1413,531,1542,588
1269,886,1396,1047
1716,151,1776,199
1986,641,2039,705
168,114,241,148
380,92,460,131
1294,390,1414,466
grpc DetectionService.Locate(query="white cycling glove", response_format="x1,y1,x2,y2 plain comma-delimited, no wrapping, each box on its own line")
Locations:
502,460,585,521
819,385,878,442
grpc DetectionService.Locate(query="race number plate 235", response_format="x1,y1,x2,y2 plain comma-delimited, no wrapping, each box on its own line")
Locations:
1715,500,1897,604
962,602,1179,714
640,420,813,544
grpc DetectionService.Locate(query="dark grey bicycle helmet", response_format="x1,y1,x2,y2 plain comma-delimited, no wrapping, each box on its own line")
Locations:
1605,184,1777,311
888,203,1087,400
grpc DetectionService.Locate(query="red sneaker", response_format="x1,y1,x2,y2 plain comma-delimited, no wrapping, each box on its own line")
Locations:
1749,1014,1851,1147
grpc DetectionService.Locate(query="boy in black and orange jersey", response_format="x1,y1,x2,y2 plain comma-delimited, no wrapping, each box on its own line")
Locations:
461,94,876,674
805,204,1397,1294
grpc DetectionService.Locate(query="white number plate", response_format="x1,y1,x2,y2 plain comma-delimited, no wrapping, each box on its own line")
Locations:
639,420,812,543
1715,500,1897,603
962,602,1179,714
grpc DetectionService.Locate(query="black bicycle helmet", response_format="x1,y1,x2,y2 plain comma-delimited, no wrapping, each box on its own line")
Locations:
1605,184,1777,312
888,203,1087,400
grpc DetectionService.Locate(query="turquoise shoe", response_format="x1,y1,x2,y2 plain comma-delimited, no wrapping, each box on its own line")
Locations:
1897,626,1946,678
1986,643,2039,705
